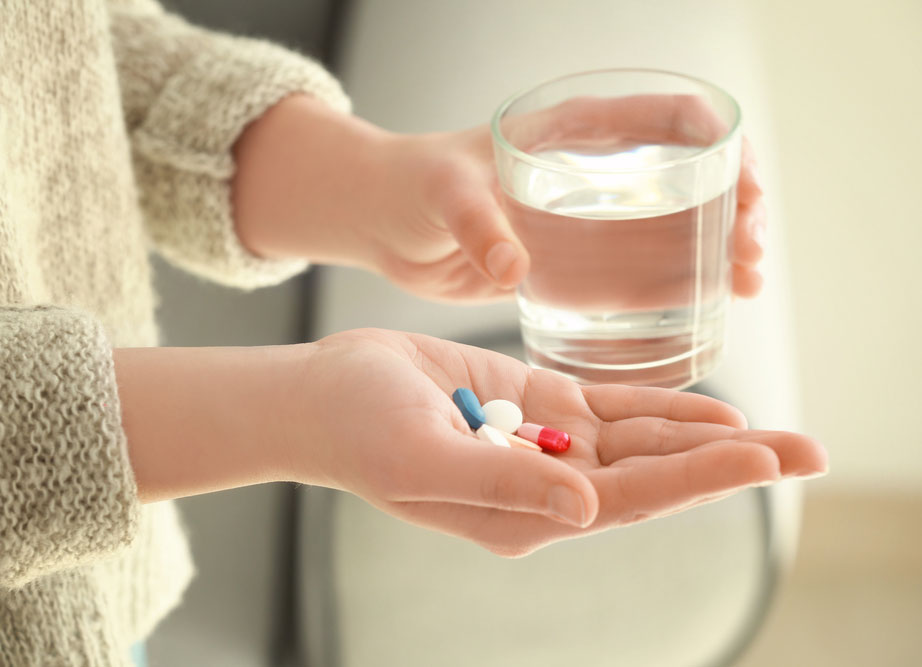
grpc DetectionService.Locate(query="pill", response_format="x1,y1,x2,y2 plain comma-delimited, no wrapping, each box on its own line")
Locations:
476,423,511,448
452,388,486,430
501,431,542,452
482,399,523,434
516,423,571,452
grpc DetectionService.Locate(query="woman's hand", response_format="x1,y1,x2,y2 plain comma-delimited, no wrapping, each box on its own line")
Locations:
117,330,826,555
286,329,827,557
733,137,766,297
232,94,765,304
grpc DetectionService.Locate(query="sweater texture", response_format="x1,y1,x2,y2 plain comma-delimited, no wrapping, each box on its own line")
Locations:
0,1,349,664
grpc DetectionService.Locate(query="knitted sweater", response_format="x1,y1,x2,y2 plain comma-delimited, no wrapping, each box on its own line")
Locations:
0,1,349,664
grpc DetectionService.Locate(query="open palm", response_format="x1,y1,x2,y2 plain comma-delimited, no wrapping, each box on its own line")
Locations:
296,329,826,557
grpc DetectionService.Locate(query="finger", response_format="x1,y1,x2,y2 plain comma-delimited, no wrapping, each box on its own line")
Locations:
588,440,781,527
413,254,519,304
732,200,766,267
386,430,600,528
581,384,748,428
737,136,763,206
508,94,729,152
598,419,742,465
436,169,530,288
384,441,780,558
432,283,517,305
732,264,763,298
724,430,828,477
597,419,829,477
436,264,518,303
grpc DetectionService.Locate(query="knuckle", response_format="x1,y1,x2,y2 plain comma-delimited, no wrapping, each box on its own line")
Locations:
480,472,519,510
423,156,470,203
596,420,619,466
653,417,673,455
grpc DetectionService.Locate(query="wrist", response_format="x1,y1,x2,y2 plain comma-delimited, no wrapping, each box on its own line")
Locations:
231,94,393,268
114,344,310,503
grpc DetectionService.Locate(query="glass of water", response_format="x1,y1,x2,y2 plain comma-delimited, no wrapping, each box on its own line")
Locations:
491,68,742,390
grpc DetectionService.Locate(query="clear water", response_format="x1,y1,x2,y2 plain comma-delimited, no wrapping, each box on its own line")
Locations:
507,144,736,389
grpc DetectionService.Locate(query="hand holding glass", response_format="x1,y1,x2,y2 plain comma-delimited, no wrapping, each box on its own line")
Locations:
492,69,742,389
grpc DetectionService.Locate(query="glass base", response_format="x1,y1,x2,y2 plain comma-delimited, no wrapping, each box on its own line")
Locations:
522,330,724,390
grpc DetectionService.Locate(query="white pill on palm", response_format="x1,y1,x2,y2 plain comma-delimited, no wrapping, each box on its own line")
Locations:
482,399,524,434
476,423,511,447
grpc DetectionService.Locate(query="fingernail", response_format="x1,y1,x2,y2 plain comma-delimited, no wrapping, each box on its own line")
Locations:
485,241,519,283
546,485,587,527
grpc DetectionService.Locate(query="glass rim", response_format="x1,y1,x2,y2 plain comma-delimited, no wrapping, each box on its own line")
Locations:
490,67,742,175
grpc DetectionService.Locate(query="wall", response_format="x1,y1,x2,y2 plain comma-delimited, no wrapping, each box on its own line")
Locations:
751,0,922,492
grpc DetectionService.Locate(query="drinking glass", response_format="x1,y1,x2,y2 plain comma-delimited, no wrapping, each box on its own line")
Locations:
491,68,742,389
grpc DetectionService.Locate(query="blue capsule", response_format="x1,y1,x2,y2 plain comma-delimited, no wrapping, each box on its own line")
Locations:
452,387,486,430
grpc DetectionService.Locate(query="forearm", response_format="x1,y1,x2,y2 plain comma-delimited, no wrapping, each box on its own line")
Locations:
113,345,308,503
231,94,393,268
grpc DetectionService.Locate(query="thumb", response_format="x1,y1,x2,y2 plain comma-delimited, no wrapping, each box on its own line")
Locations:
392,429,599,528
442,186,530,288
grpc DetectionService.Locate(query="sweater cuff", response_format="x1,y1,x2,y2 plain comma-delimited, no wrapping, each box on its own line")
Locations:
0,306,140,589
131,33,350,290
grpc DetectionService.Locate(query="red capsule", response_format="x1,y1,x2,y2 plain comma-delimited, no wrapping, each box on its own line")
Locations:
516,423,571,452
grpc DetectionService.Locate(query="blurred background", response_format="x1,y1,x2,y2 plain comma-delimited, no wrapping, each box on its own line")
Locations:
149,1,922,665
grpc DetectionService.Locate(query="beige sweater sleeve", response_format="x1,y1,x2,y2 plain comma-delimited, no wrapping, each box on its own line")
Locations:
107,0,352,290
0,307,140,589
